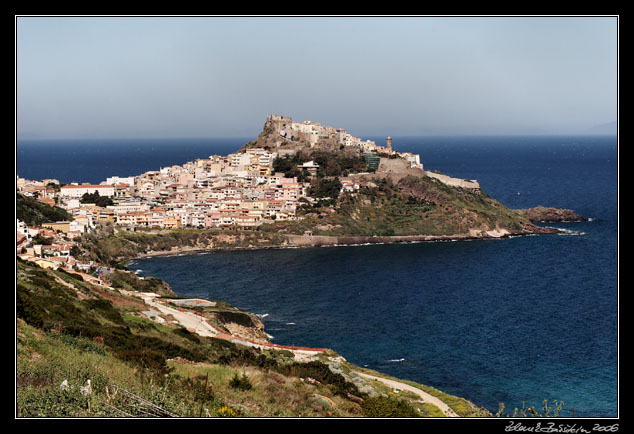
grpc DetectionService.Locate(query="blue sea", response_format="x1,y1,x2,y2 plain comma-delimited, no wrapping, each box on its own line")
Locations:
16,138,246,185
17,135,618,417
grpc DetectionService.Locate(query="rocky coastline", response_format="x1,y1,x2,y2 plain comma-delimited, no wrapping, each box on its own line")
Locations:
515,206,588,223
132,224,563,259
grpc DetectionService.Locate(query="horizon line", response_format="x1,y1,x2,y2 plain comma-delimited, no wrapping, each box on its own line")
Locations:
16,132,618,142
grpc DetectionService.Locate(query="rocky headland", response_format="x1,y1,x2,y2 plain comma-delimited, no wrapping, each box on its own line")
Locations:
76,115,582,263
515,206,588,223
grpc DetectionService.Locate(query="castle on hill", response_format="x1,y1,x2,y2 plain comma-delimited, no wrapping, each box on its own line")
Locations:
262,114,421,169
265,114,390,153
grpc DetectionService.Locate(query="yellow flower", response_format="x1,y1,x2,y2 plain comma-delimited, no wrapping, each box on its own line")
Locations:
217,406,237,418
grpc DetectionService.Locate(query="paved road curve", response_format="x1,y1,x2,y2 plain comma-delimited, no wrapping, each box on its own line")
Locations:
355,371,459,417
144,297,220,337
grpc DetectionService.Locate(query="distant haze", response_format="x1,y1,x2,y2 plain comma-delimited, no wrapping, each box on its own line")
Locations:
585,121,617,135
16,16,618,140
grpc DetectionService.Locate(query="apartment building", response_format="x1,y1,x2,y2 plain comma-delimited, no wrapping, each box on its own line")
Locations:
59,183,115,198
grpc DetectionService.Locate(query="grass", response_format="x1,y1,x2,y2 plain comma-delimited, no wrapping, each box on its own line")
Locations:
16,260,489,418
17,319,133,417
347,364,492,417
167,362,360,417
18,319,275,417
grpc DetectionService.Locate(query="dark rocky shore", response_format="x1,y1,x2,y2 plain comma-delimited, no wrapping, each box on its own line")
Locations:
515,206,588,223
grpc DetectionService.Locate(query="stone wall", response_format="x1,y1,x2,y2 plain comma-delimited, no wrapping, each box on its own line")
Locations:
425,171,480,190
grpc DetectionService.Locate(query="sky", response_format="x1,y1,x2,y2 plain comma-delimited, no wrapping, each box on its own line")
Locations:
16,16,618,140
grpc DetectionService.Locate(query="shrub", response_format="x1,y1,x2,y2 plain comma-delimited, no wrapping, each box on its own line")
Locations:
118,348,172,375
173,327,201,343
308,177,342,199
16,285,45,328
83,299,124,324
17,193,72,226
229,373,253,391
80,191,114,207
216,347,278,370
496,400,565,418
51,334,107,356
279,361,362,398
18,384,92,417
361,395,419,417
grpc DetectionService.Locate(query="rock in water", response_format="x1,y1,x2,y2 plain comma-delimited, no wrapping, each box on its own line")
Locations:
517,206,587,222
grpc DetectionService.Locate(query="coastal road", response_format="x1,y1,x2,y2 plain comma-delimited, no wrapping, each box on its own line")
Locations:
355,372,459,417
144,297,220,338
142,297,325,361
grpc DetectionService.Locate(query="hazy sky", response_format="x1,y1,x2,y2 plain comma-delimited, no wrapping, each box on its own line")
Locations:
16,16,618,139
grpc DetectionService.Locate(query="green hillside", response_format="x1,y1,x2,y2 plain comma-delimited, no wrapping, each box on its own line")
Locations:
17,193,72,226
16,259,489,418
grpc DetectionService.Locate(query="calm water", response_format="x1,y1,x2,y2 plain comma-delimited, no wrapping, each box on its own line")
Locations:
18,135,618,417
16,137,249,184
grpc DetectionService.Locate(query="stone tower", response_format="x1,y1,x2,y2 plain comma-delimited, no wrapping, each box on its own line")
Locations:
386,136,392,152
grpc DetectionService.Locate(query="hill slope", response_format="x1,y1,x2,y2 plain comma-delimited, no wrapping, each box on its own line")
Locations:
16,259,489,417
17,193,71,226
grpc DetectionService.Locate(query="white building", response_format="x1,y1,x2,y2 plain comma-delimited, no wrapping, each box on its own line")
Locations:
106,202,150,214
59,183,115,198
230,153,252,170
105,176,136,186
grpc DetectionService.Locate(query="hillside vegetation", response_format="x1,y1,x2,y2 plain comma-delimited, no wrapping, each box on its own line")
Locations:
16,259,488,417
17,193,71,226
279,175,534,237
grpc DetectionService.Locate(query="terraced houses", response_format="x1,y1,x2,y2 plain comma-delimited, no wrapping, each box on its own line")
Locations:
18,147,307,232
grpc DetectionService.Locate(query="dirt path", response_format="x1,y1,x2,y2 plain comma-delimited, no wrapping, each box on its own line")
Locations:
144,297,220,337
140,295,325,361
125,293,457,411
355,372,459,417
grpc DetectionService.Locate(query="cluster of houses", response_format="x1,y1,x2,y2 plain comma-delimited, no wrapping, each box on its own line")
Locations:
18,147,312,233
16,144,367,272
16,218,104,277
17,120,424,273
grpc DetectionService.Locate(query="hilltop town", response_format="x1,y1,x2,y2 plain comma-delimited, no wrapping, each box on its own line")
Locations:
18,114,569,273
16,115,428,265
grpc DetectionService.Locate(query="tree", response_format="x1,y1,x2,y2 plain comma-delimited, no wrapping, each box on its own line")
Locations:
17,193,72,225
80,191,114,207
308,178,342,201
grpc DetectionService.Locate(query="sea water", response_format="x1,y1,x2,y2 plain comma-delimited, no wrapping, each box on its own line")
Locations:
18,135,618,417
16,137,247,185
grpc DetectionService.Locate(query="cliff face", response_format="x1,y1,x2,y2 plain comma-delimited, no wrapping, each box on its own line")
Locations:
251,116,303,150
211,310,269,343
253,116,287,148
251,115,349,154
